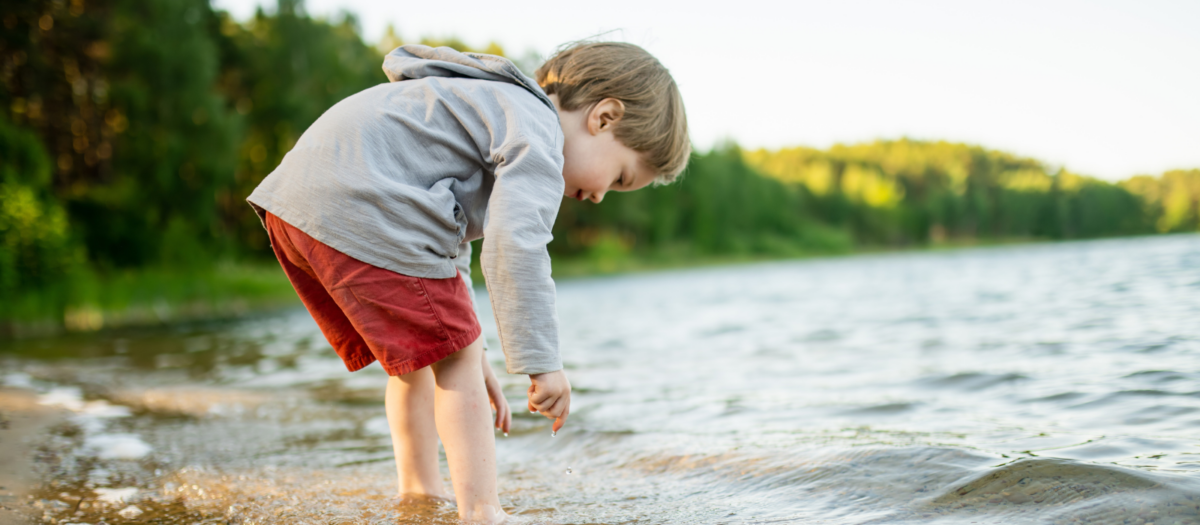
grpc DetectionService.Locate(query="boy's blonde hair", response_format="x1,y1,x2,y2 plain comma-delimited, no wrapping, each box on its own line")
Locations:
536,42,690,184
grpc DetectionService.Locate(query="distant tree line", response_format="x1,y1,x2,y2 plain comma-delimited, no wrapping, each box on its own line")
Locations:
2,0,1198,306
555,141,1198,263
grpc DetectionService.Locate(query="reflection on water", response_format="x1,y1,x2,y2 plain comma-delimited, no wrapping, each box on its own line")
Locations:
3,235,1200,524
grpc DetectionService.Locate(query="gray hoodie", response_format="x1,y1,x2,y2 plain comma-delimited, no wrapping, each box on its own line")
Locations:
247,45,564,374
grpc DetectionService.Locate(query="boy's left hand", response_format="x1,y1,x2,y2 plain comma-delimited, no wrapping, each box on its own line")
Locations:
527,370,570,433
482,353,511,434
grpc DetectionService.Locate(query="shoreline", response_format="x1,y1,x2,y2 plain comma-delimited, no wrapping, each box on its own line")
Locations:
0,387,65,525
2,233,1194,340
546,231,1193,280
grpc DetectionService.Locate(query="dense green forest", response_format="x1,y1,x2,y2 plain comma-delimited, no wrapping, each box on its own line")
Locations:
2,0,1198,332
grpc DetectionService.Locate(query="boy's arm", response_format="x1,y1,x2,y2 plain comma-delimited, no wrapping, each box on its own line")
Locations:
481,348,511,434
479,134,564,376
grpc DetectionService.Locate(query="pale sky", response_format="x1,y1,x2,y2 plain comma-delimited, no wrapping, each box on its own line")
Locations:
214,0,1200,181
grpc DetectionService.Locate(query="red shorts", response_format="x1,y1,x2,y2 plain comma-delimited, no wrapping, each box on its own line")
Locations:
264,212,482,376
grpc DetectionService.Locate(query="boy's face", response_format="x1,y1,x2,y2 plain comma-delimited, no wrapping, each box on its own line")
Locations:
555,96,655,203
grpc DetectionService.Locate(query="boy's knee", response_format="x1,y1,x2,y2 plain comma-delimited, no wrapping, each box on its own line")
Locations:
431,339,482,372
391,367,433,386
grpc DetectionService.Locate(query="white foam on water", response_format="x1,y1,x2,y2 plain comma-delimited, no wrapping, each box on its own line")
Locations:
207,401,246,417
85,434,152,460
40,387,131,418
39,386,85,410
3,372,34,388
117,505,143,518
363,415,391,436
79,400,132,418
36,384,150,460
71,414,108,434
71,400,132,434
93,487,137,505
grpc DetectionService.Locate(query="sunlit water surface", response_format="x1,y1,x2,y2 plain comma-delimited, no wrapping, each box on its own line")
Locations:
3,235,1200,524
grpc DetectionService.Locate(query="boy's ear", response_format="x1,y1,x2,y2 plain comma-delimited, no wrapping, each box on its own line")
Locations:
588,98,625,135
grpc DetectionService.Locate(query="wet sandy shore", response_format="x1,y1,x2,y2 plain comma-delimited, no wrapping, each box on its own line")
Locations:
0,387,66,525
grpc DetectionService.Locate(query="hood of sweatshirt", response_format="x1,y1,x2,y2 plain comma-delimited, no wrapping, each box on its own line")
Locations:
382,44,556,115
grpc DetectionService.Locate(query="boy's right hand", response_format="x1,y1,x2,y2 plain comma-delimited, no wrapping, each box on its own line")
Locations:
527,370,571,433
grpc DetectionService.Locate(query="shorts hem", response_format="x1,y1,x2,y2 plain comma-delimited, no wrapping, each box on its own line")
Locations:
341,353,377,373
378,322,483,376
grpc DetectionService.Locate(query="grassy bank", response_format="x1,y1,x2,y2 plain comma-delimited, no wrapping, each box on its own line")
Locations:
1,262,299,338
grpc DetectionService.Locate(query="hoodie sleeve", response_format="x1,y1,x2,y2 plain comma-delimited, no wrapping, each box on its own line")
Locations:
480,134,564,375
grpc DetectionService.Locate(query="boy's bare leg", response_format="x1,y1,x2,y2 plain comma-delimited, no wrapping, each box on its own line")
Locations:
430,336,506,523
386,369,449,498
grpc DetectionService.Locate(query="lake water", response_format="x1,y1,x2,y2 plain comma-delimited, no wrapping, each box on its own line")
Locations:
3,235,1200,524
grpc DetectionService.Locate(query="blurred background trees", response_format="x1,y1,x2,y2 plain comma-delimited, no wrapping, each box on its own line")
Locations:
2,0,1198,327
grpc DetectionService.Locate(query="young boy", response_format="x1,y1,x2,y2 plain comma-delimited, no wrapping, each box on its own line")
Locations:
247,41,688,523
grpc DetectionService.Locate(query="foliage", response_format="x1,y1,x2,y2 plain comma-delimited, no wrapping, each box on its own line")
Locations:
1122,170,1200,233
0,116,84,298
211,0,387,251
553,145,852,262
2,0,242,269
745,139,1155,244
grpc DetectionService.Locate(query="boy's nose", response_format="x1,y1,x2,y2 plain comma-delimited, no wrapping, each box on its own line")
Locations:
590,190,606,203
